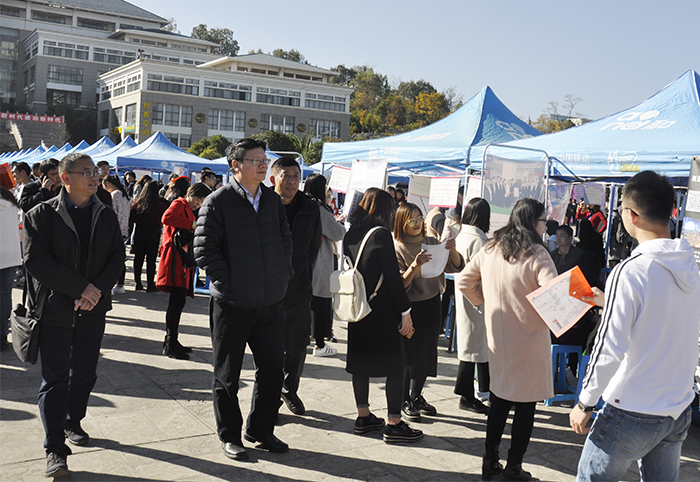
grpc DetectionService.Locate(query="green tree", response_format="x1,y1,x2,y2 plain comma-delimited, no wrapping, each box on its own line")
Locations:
161,18,179,34
188,134,231,158
329,64,358,86
271,48,307,64
396,79,436,101
190,24,239,56
413,91,449,127
46,103,97,145
252,131,298,153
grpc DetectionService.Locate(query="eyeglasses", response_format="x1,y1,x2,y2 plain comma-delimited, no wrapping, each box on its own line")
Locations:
66,170,101,178
537,218,547,222
405,216,424,227
240,158,271,166
621,206,639,217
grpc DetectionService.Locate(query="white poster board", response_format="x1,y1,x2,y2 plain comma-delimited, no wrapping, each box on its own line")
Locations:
429,177,461,208
465,175,483,202
342,159,389,220
329,165,352,194
407,174,432,214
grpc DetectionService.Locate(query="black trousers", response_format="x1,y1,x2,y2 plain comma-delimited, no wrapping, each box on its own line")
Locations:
38,311,106,456
352,373,404,417
486,392,536,458
454,361,490,400
283,299,312,397
133,225,160,287
210,297,286,443
310,296,331,348
165,287,187,337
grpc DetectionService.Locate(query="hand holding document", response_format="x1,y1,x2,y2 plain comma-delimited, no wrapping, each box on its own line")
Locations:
420,241,450,279
526,266,595,338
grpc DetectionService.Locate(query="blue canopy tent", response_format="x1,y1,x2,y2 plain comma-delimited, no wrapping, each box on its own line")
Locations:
115,132,228,175
79,136,115,158
95,137,138,165
481,70,700,182
67,140,91,153
320,85,542,178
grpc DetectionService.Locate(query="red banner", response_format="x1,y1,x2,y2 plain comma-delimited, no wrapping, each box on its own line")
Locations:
0,112,64,123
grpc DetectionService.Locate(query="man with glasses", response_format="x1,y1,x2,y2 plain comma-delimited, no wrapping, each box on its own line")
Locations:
269,156,322,417
570,171,700,481
23,153,125,477
194,138,293,460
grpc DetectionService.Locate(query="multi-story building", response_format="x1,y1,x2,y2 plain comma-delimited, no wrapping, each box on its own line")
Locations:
2,0,352,147
97,53,353,147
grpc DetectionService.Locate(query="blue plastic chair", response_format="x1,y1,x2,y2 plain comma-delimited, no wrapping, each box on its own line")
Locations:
544,344,582,406
193,267,210,295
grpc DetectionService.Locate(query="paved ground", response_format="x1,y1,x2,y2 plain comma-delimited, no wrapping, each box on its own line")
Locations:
1,268,699,481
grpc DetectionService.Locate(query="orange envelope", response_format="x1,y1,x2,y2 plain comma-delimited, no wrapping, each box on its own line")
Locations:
568,265,595,305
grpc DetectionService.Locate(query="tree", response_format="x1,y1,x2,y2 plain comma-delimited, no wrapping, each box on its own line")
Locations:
252,131,298,153
188,134,231,159
190,24,239,56
533,95,584,133
413,92,449,127
46,103,97,145
396,79,436,101
161,18,179,34
563,94,583,119
271,48,307,64
329,64,358,86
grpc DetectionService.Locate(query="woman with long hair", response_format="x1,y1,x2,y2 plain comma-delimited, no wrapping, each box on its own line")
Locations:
165,176,190,202
130,180,169,291
303,173,345,356
0,186,21,350
393,202,463,422
132,174,152,201
343,187,422,444
156,182,211,360
456,198,557,481
453,197,491,414
102,174,130,295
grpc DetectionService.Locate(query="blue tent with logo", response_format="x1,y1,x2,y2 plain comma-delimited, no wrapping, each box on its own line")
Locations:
321,85,542,176
97,137,138,165
115,132,228,174
79,136,115,157
485,70,700,181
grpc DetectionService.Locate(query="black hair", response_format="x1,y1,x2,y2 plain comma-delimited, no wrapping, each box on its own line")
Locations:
13,162,30,176
187,182,212,199
271,156,300,175
546,219,559,236
0,186,19,207
96,160,110,169
201,171,216,182
488,198,546,262
461,197,491,234
349,187,394,230
133,180,160,215
303,173,328,204
103,174,129,199
557,224,573,237
622,171,675,224
41,157,60,176
225,138,267,168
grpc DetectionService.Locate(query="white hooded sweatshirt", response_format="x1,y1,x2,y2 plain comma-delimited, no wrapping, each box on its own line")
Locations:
579,238,700,419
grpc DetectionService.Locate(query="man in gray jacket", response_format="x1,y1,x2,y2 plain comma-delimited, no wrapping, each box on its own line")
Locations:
194,138,293,461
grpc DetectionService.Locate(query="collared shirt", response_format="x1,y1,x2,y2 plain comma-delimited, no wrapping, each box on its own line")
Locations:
64,192,96,210
240,183,262,212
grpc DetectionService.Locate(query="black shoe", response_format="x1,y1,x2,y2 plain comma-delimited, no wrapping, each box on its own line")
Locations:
412,395,437,416
134,283,145,291
243,432,289,453
281,392,305,415
163,337,189,360
354,412,385,434
502,464,532,481
64,425,89,446
482,445,504,481
459,396,490,415
382,420,423,444
146,285,158,293
401,400,421,422
175,339,193,354
223,441,247,460
45,452,68,477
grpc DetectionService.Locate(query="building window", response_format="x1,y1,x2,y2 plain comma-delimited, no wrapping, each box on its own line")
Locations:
260,114,294,134
32,10,68,24
235,112,246,132
147,78,199,96
256,93,300,107
164,132,179,145
151,104,163,125
219,110,234,131
47,65,83,86
305,99,346,112
127,81,140,93
44,43,90,61
77,18,110,31
125,104,137,125
47,90,80,106
181,106,193,127
1,6,22,17
164,105,180,126
208,109,245,132
310,119,340,139
100,110,109,130
203,82,251,101
208,109,219,130
179,134,191,149
112,107,123,127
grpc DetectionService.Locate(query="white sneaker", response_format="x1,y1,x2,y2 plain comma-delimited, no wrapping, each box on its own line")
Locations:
112,286,126,295
313,345,337,357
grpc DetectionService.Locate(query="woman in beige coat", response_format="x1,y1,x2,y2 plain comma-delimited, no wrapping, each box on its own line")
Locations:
453,198,491,415
456,198,557,481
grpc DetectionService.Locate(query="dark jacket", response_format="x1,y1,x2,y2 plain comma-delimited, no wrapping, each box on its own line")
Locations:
343,223,411,377
193,178,293,310
22,192,126,327
19,181,61,213
283,191,322,307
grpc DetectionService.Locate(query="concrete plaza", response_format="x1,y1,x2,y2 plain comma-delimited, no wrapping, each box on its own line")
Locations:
1,274,699,481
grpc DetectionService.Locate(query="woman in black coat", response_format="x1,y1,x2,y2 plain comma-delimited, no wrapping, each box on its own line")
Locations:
343,187,422,444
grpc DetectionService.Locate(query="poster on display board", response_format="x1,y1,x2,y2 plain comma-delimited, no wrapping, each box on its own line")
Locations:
133,169,151,182
572,183,607,212
342,159,388,220
329,165,352,193
681,155,700,268
482,154,547,234
465,175,482,202
548,180,574,225
407,174,432,214
170,163,188,178
429,177,461,208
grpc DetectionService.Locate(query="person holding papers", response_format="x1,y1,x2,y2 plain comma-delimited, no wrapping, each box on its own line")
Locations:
456,198,557,481
393,203,464,423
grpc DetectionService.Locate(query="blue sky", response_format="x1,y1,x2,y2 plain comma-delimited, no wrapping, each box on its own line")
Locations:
139,0,698,122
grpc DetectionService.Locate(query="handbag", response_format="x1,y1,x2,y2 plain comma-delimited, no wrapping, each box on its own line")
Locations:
10,282,46,364
329,226,384,322
174,229,197,268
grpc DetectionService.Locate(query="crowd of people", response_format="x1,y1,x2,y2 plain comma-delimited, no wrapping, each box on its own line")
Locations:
1,145,698,481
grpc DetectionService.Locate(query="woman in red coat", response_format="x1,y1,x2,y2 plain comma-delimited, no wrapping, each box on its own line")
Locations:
156,181,211,359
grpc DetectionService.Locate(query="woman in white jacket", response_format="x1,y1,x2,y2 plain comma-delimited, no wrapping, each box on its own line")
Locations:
0,186,22,350
453,198,491,414
304,174,346,356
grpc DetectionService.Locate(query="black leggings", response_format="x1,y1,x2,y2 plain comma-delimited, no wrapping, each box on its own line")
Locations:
165,287,187,338
454,361,490,400
404,372,426,401
310,296,331,348
352,373,403,417
486,392,536,458
133,225,160,287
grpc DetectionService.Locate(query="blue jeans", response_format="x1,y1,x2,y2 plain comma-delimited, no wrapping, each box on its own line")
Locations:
577,403,692,482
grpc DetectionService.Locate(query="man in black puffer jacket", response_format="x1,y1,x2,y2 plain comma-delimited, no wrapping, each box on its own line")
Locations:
269,156,322,418
23,153,125,477
194,138,293,460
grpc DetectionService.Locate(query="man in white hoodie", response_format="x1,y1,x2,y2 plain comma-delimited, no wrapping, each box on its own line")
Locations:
570,171,700,481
